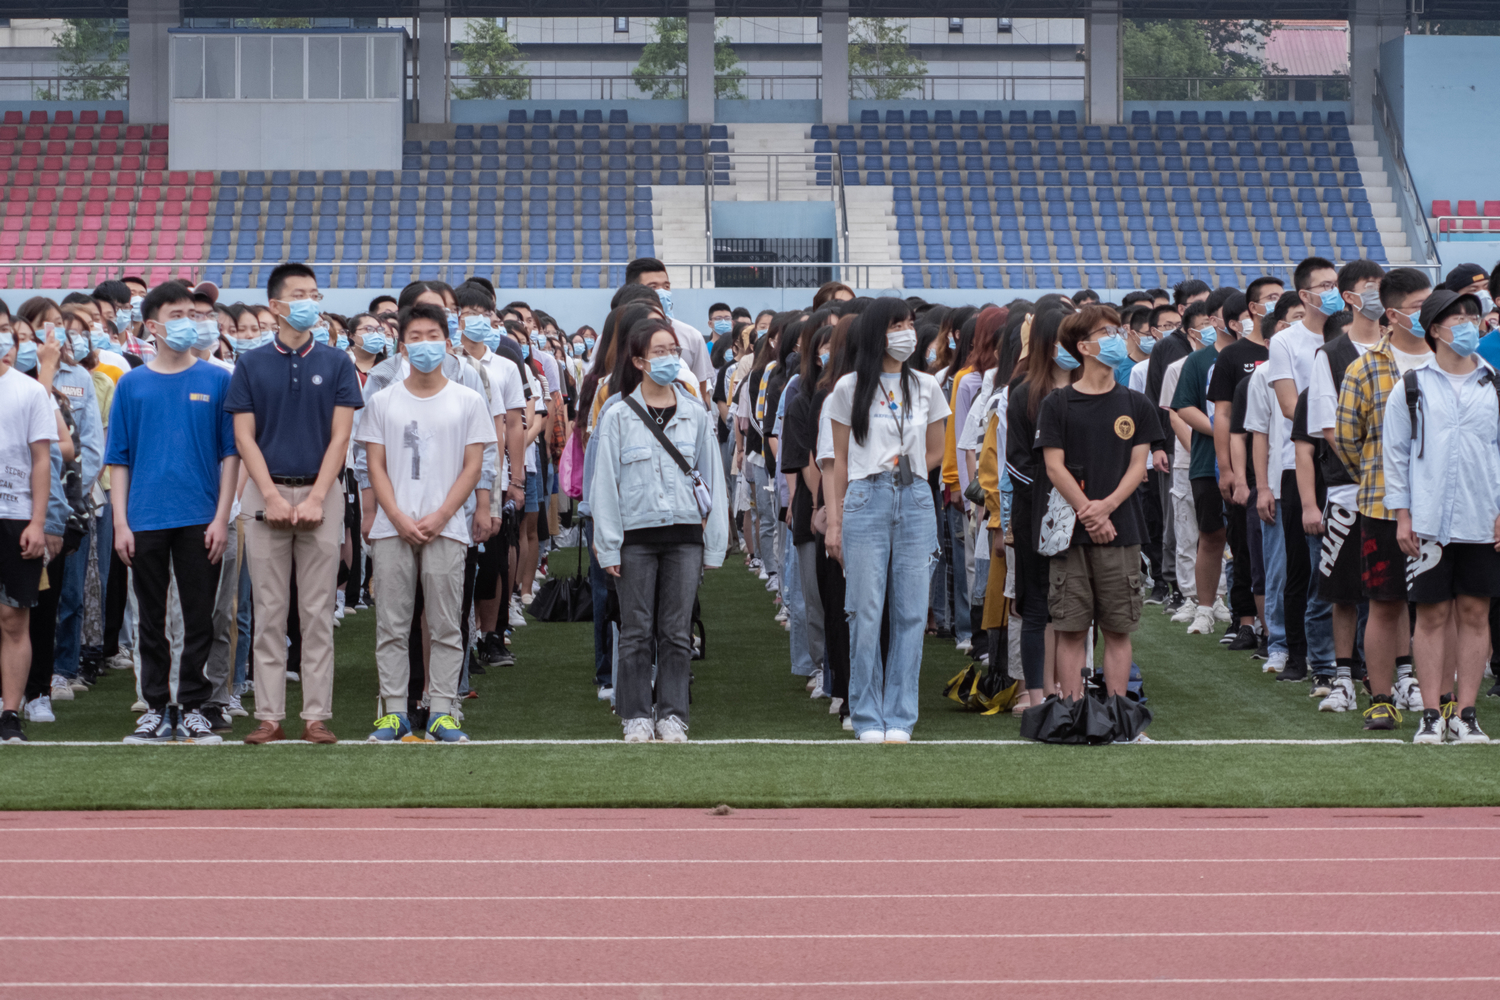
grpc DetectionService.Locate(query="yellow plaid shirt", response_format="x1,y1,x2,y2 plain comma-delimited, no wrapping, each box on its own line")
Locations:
1333,334,1401,521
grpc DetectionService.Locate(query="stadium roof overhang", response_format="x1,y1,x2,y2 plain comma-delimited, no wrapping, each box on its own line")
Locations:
0,0,1494,20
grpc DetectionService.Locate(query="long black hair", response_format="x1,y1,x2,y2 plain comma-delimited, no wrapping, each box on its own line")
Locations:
610,316,678,400
847,296,915,447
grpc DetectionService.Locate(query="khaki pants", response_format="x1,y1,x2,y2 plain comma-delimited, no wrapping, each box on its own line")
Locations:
240,480,344,722
371,534,467,717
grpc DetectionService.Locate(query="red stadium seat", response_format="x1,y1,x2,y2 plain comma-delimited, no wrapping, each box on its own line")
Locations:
42,156,62,171
146,156,167,171
167,171,188,185
100,125,119,140
54,216,77,233
104,111,124,124
192,171,213,185
27,111,47,124
83,203,105,218
67,156,88,171
48,126,67,140
17,157,38,171
54,111,73,125
78,111,98,125
115,171,136,186
0,127,15,141
188,187,210,202
88,171,110,187
68,140,89,155
2,111,20,124
1458,200,1479,232
23,126,41,140
159,216,181,233
143,171,164,186
125,125,145,140
12,171,33,186
38,170,59,185
104,231,125,247
122,140,142,156
34,188,56,204
188,201,210,216
20,140,39,155
44,140,64,155
75,125,93,140
61,185,82,201
86,188,107,202
165,185,185,201
1485,201,1500,233
152,124,168,139
63,170,84,185
119,156,140,171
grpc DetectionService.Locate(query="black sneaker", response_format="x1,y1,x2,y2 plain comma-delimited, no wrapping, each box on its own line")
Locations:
0,710,26,743
199,704,234,733
1144,581,1168,606
1252,632,1269,660
1227,625,1259,651
124,709,174,744
1310,674,1335,698
1488,681,1500,698
176,709,224,745
1362,694,1401,731
1163,592,1185,615
477,631,507,667
1277,658,1309,682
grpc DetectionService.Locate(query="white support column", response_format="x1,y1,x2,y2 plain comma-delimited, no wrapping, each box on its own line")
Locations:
821,4,849,124
1084,1,1121,126
128,0,174,124
417,0,448,125
1349,0,1406,125
686,0,716,125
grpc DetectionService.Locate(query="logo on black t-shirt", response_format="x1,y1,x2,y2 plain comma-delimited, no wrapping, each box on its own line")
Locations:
1114,415,1135,440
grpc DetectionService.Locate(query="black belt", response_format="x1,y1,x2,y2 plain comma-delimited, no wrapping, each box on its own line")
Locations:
270,476,316,487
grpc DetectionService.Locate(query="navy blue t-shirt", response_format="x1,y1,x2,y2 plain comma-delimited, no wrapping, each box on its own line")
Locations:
224,335,364,478
104,360,237,532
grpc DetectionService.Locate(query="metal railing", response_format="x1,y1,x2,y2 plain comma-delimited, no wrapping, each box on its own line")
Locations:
0,74,129,101
1431,216,1500,238
850,74,1081,101
711,150,839,204
1125,75,1350,102
450,73,812,101
1373,68,1439,266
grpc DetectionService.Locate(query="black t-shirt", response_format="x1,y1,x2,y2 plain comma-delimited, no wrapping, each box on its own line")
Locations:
1290,387,1327,510
1005,379,1046,489
1144,330,1192,415
1035,383,1160,548
1206,338,1269,407
744,367,767,456
1231,376,1255,492
712,365,731,443
781,389,819,546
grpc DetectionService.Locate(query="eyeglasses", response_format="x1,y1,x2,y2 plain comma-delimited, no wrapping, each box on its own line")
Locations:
284,292,324,302
355,325,382,335
647,347,683,359
1306,281,1337,294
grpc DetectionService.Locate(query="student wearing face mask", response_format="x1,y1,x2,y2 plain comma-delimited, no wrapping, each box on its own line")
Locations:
1157,304,1213,623
590,318,727,744
1382,288,1496,744
823,299,949,744
707,303,733,346
1144,303,1188,613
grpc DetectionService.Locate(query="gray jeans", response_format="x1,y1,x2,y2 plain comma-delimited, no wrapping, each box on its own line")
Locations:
616,540,703,726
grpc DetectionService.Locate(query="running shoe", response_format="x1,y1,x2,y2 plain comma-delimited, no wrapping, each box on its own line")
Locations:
765,573,780,593
177,710,224,745
1144,581,1168,606
1276,658,1309,683
426,714,469,743
955,638,973,654
1171,602,1198,624
1262,650,1288,675
1319,678,1358,712
227,695,249,718
1362,694,1401,731
124,709,173,744
0,711,26,743
23,696,54,723
1226,625,1259,651
623,718,654,743
597,685,615,701
367,713,412,743
1163,591,1186,615
477,631,507,666
841,716,853,731
1310,674,1335,699
1394,675,1425,712
884,730,911,743
509,597,527,627
49,675,75,701
1253,633,1270,660
198,704,234,733
1186,606,1216,634
655,716,688,743
1413,710,1443,744
1211,598,1232,623
1449,708,1490,745
857,729,886,744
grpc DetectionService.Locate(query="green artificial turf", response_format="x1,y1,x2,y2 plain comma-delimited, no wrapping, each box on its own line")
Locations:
2,547,1498,810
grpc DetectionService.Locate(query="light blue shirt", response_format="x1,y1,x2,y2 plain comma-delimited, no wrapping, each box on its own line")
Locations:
47,362,104,535
1382,361,1500,546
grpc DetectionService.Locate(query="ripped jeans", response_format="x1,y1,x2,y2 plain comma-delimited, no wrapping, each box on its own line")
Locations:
840,470,939,738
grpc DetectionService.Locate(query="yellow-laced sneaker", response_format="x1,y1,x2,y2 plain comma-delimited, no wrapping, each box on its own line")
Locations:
426,714,469,743
1362,695,1401,731
367,714,411,743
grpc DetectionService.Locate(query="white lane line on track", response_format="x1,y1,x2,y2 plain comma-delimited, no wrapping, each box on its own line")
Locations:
0,738,1415,746
0,857,1493,864
4,890,1500,902
0,825,1492,834
8,931,1500,942
7,979,1500,989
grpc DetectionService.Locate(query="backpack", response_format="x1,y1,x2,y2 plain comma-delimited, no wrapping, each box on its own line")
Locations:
1402,366,1500,459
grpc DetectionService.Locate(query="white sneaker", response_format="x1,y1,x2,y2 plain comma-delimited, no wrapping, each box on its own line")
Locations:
655,716,688,743
1394,675,1424,712
857,729,885,743
841,715,853,731
883,729,911,743
955,638,973,654
331,614,341,628
596,686,614,701
130,698,148,712
333,605,344,620
1263,650,1288,674
1211,598,1232,623
286,671,300,682
829,697,844,715
227,695,249,717
1318,677,1357,712
50,675,75,701
623,718,654,743
1171,601,1198,624
756,567,769,581
1186,606,1216,635
509,599,527,627
1449,710,1490,744
775,607,788,623
107,650,136,671
24,695,54,722
765,574,779,593
1413,712,1443,744
805,671,820,693
520,592,534,607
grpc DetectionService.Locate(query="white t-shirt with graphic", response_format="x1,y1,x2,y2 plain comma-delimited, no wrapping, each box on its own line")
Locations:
825,369,951,483
0,367,60,521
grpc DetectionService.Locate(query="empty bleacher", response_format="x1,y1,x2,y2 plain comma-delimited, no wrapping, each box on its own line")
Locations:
1429,199,1500,233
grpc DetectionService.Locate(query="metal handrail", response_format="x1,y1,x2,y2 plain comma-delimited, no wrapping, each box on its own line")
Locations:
1373,68,1439,266
1430,215,1500,237
0,74,129,101
833,148,851,270
849,74,1079,101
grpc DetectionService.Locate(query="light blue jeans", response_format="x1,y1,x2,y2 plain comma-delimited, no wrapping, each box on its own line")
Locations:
782,525,816,678
233,535,253,695
1304,532,1335,671
748,459,779,579
945,504,973,643
52,521,90,679
1261,501,1288,656
842,471,938,738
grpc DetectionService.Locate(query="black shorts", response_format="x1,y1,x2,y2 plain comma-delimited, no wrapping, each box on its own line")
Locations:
473,525,509,602
1360,516,1408,603
1406,541,1500,604
1316,502,1363,605
0,519,44,609
1190,477,1226,535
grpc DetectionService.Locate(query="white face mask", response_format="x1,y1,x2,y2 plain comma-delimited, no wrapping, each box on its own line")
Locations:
886,326,917,363
1241,317,1254,336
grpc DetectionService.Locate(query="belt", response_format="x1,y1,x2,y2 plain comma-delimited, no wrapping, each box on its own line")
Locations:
270,476,316,487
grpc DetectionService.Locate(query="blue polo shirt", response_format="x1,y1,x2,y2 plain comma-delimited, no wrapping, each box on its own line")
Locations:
224,334,364,479
1478,329,1500,372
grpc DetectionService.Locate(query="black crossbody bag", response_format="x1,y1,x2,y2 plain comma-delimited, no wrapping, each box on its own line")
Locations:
621,395,715,518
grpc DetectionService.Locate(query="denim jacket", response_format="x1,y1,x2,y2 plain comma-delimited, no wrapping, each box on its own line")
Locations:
47,362,104,536
1382,361,1500,545
589,384,727,570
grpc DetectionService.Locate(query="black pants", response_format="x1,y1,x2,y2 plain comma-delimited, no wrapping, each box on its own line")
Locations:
1225,500,1255,623
1279,470,1310,661
815,540,850,705
26,553,67,701
103,547,129,658
1139,473,1165,586
1011,490,1049,691
131,524,217,711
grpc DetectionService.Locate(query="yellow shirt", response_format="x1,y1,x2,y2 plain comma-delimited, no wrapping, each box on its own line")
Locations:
939,366,973,489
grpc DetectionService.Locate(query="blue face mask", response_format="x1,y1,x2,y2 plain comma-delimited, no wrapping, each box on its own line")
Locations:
15,340,37,371
70,332,92,360
1054,343,1080,371
462,317,492,344
129,297,143,324
712,319,731,336
724,350,734,364
90,327,111,353
195,319,218,351
0,334,14,363
257,333,275,350
1317,288,1345,316
647,354,681,386
818,350,830,366
484,329,503,353
572,343,585,357
336,334,349,351
1097,334,1131,369
405,340,446,373
359,331,387,355
231,336,256,355
1198,327,1218,348
1405,310,1424,337
447,312,459,338
948,336,956,350
1137,336,1156,354
1447,321,1481,357
519,342,530,360
310,325,330,346
584,337,595,350
656,289,674,319
284,298,321,332
158,317,199,353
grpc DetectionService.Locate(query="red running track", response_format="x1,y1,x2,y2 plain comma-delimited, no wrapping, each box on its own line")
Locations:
0,807,1497,999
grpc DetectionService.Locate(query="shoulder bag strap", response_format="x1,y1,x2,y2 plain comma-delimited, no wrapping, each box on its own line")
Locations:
621,394,693,476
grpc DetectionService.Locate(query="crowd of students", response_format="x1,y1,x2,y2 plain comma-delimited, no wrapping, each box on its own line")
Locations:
1,254,1498,745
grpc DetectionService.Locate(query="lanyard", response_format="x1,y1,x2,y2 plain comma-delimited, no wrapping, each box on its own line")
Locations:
880,380,908,456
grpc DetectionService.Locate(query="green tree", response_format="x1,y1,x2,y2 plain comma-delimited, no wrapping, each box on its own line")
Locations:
453,17,529,100
631,17,745,100
42,18,127,101
246,18,314,28
848,18,927,100
1123,20,1274,101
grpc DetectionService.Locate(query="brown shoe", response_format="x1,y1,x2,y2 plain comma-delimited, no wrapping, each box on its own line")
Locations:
302,720,338,744
243,721,286,745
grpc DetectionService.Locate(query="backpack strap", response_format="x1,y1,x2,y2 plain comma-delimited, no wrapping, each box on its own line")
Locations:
621,393,693,476
1404,368,1423,459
